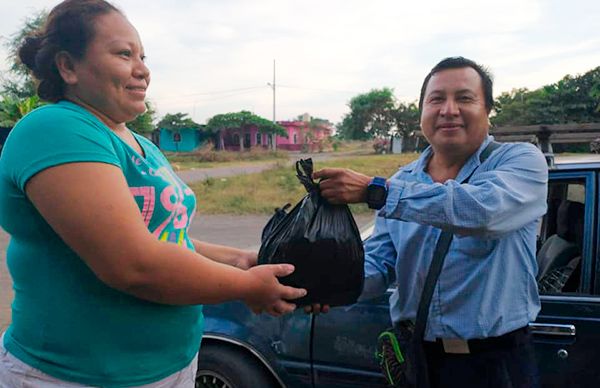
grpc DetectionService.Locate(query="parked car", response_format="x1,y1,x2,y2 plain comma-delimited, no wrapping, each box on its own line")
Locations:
196,155,600,388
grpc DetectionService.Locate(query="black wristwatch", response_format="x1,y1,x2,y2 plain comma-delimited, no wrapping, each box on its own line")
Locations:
366,176,388,210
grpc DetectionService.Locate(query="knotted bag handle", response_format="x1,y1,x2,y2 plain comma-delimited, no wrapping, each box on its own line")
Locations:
296,158,318,193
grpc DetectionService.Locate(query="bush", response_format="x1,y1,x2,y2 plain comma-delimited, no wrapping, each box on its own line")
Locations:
332,140,341,152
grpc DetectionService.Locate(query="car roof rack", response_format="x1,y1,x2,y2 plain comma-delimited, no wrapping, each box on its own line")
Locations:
489,123,600,168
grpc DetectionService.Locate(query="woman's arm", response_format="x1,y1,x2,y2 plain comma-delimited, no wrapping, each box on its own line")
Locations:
25,162,305,315
191,239,257,270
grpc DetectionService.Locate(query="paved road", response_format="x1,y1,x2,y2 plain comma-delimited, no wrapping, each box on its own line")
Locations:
176,150,367,183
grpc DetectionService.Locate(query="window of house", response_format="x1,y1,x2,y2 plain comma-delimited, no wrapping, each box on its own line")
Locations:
256,133,262,145
293,134,297,144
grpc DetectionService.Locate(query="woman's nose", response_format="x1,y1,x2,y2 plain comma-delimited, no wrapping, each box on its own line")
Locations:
133,59,150,80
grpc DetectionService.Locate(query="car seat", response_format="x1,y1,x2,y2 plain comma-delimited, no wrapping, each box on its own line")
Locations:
536,200,584,282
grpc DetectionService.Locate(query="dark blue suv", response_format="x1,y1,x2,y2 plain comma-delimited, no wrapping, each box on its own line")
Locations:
196,156,600,388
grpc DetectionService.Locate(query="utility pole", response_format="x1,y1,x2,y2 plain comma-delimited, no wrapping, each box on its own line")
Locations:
270,59,277,150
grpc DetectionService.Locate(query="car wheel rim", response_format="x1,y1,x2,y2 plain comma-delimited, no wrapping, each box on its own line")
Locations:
195,369,233,388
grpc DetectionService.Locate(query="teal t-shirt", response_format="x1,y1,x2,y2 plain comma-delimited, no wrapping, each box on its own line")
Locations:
0,101,203,387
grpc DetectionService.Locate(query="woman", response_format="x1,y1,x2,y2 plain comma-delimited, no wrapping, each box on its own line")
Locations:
0,0,306,386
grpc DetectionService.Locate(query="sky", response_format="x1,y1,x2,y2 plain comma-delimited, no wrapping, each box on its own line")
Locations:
1,0,599,126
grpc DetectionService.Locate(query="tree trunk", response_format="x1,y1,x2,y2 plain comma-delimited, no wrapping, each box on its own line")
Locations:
239,130,244,151
218,131,224,150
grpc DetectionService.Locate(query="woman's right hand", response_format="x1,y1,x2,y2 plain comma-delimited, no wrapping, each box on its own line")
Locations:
244,264,307,317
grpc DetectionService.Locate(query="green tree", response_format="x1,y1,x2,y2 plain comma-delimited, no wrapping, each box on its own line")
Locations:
206,111,286,151
1,10,47,98
157,112,201,131
0,11,47,127
337,88,397,140
492,67,600,126
127,101,157,134
0,95,44,127
393,102,420,137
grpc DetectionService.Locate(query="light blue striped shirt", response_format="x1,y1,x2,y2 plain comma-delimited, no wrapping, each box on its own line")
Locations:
360,136,548,341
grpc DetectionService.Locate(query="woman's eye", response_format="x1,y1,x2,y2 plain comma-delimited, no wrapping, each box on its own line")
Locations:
119,50,132,58
140,55,147,62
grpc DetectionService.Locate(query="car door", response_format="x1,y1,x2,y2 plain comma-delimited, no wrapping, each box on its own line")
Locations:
532,170,600,387
310,292,392,387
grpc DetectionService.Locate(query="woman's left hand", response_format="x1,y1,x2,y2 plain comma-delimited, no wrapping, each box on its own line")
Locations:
234,250,258,270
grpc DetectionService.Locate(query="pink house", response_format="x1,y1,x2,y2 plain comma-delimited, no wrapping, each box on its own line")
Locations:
219,114,332,152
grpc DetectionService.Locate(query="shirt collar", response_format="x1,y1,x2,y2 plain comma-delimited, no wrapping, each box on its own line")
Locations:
401,135,495,183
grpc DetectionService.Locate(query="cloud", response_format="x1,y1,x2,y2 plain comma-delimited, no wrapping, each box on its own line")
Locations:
1,0,599,124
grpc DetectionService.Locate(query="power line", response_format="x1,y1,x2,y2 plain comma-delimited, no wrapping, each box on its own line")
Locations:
155,86,266,101
277,84,360,94
192,88,265,102
154,83,361,102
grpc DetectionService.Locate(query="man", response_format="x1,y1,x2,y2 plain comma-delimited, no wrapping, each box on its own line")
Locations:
313,57,548,387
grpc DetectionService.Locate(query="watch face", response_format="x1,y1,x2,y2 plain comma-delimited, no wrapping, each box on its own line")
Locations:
369,188,386,202
367,184,387,209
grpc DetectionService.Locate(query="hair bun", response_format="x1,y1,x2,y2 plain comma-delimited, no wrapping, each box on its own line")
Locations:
18,35,43,73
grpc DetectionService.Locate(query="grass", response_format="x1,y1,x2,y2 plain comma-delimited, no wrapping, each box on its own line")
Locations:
165,146,289,170
190,153,420,215
166,140,377,171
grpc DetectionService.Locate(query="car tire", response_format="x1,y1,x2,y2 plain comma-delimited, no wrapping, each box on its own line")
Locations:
195,343,278,388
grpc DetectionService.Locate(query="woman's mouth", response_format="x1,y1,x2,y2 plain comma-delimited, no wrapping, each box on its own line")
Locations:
126,86,147,97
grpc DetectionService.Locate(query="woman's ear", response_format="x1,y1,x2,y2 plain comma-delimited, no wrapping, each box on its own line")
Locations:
55,51,78,85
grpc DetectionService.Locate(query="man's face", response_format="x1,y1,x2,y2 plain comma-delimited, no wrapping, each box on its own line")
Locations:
420,67,490,157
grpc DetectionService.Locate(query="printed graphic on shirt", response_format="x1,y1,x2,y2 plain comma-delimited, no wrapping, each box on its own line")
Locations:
129,155,196,247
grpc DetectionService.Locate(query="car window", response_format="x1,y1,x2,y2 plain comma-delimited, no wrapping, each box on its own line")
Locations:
537,177,588,296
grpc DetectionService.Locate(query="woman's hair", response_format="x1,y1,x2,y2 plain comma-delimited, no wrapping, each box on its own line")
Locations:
18,0,121,102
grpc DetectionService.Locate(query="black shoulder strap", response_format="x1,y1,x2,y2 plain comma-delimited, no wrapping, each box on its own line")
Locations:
413,140,501,340
479,141,501,163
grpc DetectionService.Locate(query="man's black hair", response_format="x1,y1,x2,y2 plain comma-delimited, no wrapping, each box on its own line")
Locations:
418,56,494,113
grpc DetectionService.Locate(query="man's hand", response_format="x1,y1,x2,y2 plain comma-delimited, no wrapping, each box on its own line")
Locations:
304,303,331,315
313,168,372,204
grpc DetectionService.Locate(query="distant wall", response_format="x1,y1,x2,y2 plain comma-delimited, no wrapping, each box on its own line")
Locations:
159,128,204,152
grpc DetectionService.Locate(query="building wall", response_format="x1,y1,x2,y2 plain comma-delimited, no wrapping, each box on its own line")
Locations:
219,120,332,151
159,128,203,152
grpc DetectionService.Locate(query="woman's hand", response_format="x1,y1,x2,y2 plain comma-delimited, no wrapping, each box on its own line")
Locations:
243,264,307,317
192,240,258,269
233,250,258,270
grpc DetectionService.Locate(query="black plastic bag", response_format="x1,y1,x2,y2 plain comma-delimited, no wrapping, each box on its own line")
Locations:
258,158,365,307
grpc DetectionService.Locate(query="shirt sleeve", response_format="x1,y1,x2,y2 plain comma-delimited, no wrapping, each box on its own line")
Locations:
382,143,548,238
3,105,121,191
358,212,398,301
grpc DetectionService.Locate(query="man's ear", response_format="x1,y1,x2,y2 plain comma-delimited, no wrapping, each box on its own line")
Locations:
55,51,78,85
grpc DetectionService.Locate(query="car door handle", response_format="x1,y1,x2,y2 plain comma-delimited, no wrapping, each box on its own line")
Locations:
528,323,576,336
